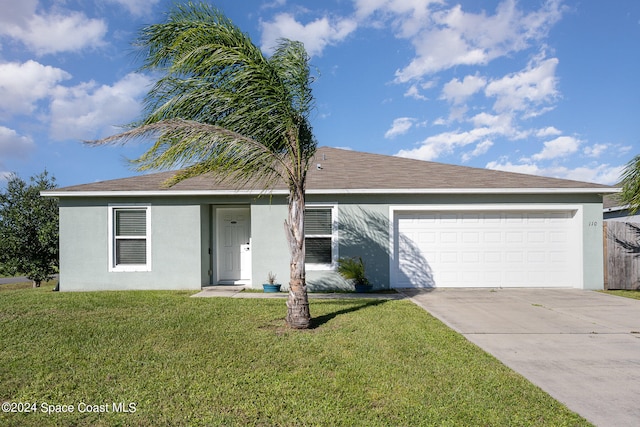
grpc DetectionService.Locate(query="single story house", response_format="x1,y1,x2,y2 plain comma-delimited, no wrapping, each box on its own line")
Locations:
43,146,617,291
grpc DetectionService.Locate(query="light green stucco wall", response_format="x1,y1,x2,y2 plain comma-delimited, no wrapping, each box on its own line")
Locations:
248,199,392,291
250,198,290,288
581,202,605,290
59,198,203,291
58,192,607,291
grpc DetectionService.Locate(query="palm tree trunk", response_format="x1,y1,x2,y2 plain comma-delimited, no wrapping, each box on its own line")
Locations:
285,185,311,329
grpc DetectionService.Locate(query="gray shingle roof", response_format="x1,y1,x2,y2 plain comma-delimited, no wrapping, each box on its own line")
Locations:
603,192,624,209
49,146,615,194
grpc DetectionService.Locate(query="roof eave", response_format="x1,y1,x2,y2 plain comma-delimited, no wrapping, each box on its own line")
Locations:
41,187,619,198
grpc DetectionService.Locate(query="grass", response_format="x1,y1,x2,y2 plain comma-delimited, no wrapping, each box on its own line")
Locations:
0,282,34,292
601,290,640,300
0,284,590,426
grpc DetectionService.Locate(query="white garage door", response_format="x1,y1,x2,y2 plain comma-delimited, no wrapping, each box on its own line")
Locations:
393,209,580,288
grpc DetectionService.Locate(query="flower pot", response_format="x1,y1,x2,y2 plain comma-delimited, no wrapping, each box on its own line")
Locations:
263,284,281,293
354,283,372,293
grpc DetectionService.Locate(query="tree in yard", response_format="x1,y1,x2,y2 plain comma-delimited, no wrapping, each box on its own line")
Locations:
89,3,317,328
0,171,59,287
619,154,640,213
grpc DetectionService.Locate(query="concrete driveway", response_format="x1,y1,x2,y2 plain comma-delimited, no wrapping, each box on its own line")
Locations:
400,288,640,427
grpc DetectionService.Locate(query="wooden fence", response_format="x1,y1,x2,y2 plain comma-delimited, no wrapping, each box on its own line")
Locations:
604,221,640,290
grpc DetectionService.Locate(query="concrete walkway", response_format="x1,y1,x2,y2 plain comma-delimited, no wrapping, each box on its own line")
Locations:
192,286,405,300
399,288,640,427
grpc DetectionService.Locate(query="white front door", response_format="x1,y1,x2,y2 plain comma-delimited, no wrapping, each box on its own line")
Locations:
217,208,251,284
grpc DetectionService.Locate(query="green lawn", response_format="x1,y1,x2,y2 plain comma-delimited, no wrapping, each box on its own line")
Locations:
601,290,640,300
0,284,590,426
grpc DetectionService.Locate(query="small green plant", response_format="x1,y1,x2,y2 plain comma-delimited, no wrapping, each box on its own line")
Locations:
267,271,277,284
337,256,370,286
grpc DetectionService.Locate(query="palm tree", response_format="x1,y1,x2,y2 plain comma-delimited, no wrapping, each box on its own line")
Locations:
620,154,640,213
89,3,316,329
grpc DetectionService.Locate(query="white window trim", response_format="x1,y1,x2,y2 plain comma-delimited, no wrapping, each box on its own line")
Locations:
305,204,338,271
108,204,151,272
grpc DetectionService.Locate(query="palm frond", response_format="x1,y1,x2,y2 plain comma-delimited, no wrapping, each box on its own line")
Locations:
620,154,640,214
87,119,291,189
88,2,316,190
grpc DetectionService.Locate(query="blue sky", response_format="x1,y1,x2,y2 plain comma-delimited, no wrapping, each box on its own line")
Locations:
1,0,638,188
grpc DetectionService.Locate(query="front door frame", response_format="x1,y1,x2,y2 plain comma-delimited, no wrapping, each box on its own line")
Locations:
215,206,252,285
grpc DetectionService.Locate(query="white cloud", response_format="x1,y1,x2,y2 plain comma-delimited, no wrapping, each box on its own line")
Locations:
106,0,161,16
472,111,530,140
396,107,533,162
584,143,609,158
375,2,565,165
404,80,435,100
536,126,562,137
462,139,493,162
354,0,441,38
0,60,71,116
532,136,580,161
0,2,107,55
471,112,507,129
0,0,37,27
485,56,559,115
49,73,152,141
385,117,415,139
0,126,35,159
592,165,624,185
447,105,468,123
562,164,622,184
260,13,357,57
441,73,486,104
261,0,288,9
404,84,427,100
396,126,494,161
486,159,623,185
391,0,564,82
396,25,486,83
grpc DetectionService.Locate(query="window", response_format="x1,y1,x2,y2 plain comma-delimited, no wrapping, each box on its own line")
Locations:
109,206,151,272
304,205,337,268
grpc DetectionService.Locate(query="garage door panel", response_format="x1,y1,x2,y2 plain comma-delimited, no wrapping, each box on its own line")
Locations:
462,252,480,263
439,271,458,282
394,210,578,288
419,232,436,243
484,252,502,263
550,231,568,242
527,231,545,243
484,232,502,243
527,251,546,263
550,251,568,262
484,213,501,222
506,232,524,243
440,232,457,243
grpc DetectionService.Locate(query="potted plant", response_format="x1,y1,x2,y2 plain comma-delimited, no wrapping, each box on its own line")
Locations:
262,271,281,293
337,257,372,293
